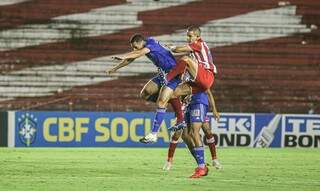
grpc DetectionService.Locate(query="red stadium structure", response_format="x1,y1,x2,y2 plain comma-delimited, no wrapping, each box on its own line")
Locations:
0,0,319,113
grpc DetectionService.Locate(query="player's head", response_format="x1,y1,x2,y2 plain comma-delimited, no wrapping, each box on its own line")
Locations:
187,26,201,43
130,33,146,50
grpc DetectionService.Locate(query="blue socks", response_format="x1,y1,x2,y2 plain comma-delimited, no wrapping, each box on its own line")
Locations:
189,148,197,161
151,107,167,133
193,147,205,168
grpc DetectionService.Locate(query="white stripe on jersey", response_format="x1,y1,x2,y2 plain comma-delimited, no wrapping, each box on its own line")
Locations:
194,52,202,64
202,41,218,73
190,41,218,73
201,42,210,69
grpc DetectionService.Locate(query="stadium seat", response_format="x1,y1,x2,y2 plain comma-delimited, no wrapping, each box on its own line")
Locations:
0,0,319,113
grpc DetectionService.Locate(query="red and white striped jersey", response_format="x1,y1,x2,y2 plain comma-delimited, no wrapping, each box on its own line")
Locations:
188,38,217,74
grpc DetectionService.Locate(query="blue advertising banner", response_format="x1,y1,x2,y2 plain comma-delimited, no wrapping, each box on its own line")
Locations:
281,114,320,148
13,111,320,148
15,111,175,147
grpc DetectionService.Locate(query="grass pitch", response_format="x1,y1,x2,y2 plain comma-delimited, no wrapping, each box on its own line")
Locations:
0,148,319,191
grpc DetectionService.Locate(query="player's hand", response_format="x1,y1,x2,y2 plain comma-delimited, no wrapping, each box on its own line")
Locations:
106,68,116,75
164,44,176,51
111,56,123,61
213,110,220,122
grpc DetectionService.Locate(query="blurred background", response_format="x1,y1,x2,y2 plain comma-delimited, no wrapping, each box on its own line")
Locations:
0,3,319,189
0,0,319,113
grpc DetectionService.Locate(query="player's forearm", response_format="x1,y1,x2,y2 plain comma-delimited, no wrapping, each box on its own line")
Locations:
123,51,141,60
170,45,191,53
124,48,149,60
112,59,132,71
171,46,185,53
206,89,218,113
206,89,214,108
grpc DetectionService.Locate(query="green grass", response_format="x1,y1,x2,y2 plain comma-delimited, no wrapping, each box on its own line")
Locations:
0,148,319,191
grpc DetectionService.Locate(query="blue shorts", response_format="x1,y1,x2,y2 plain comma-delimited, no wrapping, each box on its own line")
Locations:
185,103,209,124
152,74,181,90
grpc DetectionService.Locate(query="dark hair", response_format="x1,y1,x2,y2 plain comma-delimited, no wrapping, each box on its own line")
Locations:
187,26,201,36
130,33,145,44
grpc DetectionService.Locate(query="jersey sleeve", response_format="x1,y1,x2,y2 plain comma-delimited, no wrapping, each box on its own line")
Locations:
188,41,202,52
145,37,156,51
145,38,153,50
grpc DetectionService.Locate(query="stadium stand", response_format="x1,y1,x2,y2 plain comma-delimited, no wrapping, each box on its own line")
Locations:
0,0,319,113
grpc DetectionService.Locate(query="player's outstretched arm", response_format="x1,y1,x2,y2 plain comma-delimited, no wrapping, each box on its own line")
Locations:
106,48,150,75
206,89,220,121
167,44,192,53
106,58,134,75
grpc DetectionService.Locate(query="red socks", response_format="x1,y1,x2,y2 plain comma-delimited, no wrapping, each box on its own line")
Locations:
206,134,217,160
169,98,183,123
167,137,179,162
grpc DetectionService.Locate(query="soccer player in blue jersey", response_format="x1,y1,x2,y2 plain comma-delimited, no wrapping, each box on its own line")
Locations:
185,90,211,178
106,34,188,143
184,90,220,178
163,90,222,172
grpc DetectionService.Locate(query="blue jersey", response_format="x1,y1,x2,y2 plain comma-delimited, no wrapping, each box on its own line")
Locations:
190,91,209,106
145,37,176,73
185,91,209,124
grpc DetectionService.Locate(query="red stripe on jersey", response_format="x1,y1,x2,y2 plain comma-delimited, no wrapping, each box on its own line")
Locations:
201,42,210,68
189,39,217,73
194,52,203,64
203,42,217,73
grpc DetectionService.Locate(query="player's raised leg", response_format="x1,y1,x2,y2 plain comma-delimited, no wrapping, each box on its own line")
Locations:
139,76,184,143
167,83,192,131
140,85,174,143
182,56,214,91
168,98,184,128
140,78,161,102
140,77,191,143
180,56,198,80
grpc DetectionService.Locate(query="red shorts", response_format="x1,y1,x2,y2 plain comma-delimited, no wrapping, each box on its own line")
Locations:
191,64,214,94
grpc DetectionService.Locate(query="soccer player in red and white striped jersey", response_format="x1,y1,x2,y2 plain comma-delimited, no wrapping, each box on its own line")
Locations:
188,34,217,74
167,26,217,93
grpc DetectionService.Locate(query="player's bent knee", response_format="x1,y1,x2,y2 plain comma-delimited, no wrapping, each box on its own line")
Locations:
157,99,167,108
191,126,201,136
140,90,147,99
140,88,159,102
172,130,182,140
140,90,150,100
188,130,195,137
203,129,213,137
157,90,171,108
149,94,160,102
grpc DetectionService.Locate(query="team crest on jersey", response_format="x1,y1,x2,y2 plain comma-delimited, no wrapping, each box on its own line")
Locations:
18,113,37,147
